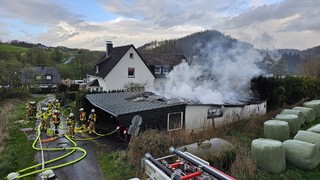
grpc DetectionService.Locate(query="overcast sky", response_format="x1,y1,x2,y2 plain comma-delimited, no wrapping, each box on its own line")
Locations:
0,0,319,50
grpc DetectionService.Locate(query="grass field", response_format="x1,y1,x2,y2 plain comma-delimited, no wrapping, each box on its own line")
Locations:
0,97,43,179
0,44,29,54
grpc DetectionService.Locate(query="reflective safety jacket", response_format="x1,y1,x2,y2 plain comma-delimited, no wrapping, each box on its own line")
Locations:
47,103,53,110
43,112,51,119
88,113,96,122
79,111,86,121
55,102,60,109
52,113,60,124
66,116,75,126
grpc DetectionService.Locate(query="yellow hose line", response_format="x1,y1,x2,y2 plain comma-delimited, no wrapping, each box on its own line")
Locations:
15,107,87,179
72,129,118,141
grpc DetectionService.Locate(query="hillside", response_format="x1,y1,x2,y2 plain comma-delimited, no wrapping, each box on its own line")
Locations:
0,41,104,80
138,30,320,75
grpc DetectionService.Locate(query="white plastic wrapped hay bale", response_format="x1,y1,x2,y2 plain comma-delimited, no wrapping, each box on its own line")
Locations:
283,140,320,170
251,138,286,173
307,124,320,134
294,130,320,150
264,120,289,141
292,106,316,123
275,114,300,136
281,109,305,125
303,100,320,118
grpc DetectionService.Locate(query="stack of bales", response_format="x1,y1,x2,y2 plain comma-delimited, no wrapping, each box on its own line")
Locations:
264,120,289,142
274,114,300,136
303,100,320,118
293,106,316,123
251,138,286,173
307,124,320,134
281,109,305,125
283,139,320,170
252,100,320,173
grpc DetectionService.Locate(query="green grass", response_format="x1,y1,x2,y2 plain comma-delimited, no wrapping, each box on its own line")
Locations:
0,97,44,179
97,151,136,180
0,44,29,53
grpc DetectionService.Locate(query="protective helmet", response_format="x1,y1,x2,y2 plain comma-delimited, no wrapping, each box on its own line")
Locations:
30,101,35,104
6,172,19,180
69,113,74,117
55,99,59,102
91,109,95,113
48,100,51,103
79,108,84,111
39,170,55,179
42,107,49,111
54,110,59,113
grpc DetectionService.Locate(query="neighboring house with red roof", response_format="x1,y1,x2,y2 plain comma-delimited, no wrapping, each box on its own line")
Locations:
86,41,186,92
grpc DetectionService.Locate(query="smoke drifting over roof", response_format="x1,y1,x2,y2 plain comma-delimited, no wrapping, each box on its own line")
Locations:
155,40,265,104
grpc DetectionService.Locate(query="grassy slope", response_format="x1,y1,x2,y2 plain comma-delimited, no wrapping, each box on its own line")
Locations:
0,44,29,53
0,98,42,179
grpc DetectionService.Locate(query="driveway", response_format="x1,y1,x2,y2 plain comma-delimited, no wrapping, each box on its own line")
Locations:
34,97,127,180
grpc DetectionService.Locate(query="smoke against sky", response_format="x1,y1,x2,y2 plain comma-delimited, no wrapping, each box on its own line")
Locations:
156,41,265,104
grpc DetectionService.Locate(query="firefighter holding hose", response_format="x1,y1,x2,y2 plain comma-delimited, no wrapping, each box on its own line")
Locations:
88,109,96,134
42,107,51,132
66,113,76,138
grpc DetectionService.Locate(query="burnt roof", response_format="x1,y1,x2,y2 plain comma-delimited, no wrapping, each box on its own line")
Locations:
90,44,154,78
86,92,185,117
140,53,186,66
20,67,61,84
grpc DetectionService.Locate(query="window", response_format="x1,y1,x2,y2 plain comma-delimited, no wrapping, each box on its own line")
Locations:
128,67,135,78
46,75,52,80
129,53,134,59
167,112,183,131
95,66,99,73
36,75,42,80
163,66,169,74
207,108,223,119
155,66,161,74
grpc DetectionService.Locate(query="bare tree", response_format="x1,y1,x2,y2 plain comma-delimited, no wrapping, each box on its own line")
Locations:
299,56,320,77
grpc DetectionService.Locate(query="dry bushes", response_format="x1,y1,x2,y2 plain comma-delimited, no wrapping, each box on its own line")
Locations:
0,99,19,154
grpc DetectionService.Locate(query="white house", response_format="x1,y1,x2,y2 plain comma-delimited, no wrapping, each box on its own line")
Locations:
185,101,267,132
87,42,155,92
86,42,186,92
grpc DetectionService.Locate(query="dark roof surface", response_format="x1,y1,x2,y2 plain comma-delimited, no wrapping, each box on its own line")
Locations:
86,92,185,116
90,44,155,78
20,67,61,84
140,53,186,66
92,45,132,78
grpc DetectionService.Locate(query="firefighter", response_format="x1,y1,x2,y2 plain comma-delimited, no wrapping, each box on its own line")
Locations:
66,113,75,138
88,109,96,134
52,110,61,134
79,108,87,129
54,99,60,111
26,101,33,119
42,107,51,132
40,107,46,131
30,101,37,118
47,100,53,111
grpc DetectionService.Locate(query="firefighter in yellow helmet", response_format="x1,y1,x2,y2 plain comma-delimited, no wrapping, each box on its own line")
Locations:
88,109,96,134
54,99,60,111
79,108,87,129
66,113,75,138
52,110,61,134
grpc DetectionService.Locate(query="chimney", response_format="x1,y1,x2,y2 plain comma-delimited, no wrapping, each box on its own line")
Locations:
106,41,113,58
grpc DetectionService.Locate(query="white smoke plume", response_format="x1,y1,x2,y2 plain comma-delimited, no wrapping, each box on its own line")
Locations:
155,41,265,104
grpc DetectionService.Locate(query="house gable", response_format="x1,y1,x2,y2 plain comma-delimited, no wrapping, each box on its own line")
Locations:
103,46,155,91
